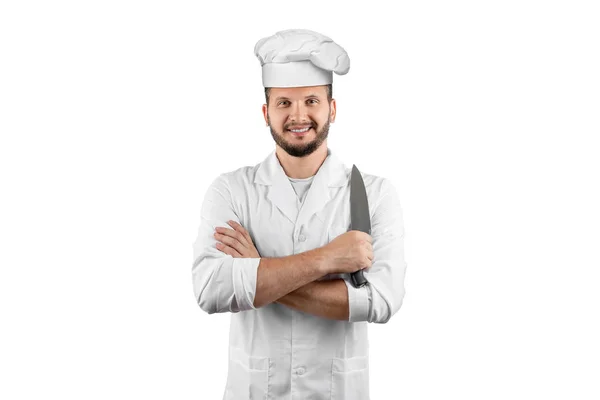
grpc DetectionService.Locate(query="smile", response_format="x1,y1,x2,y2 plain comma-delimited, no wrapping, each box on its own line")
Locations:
288,127,312,137
288,127,311,133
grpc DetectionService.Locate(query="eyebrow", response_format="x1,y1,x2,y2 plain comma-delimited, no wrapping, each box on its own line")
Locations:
274,94,320,101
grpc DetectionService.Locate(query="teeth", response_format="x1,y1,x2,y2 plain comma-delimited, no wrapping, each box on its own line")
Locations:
290,127,310,133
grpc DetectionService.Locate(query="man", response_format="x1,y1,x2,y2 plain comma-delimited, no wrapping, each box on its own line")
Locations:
192,29,407,400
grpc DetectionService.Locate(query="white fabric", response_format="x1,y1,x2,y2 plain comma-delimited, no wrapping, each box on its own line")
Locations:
288,174,314,207
254,29,350,88
191,147,407,400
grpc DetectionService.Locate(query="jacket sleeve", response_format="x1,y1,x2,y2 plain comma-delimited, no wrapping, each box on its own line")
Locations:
343,177,407,323
192,174,261,314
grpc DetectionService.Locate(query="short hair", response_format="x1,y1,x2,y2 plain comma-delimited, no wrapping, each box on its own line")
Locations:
265,84,333,106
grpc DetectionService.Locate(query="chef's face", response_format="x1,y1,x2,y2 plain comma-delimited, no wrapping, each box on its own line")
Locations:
262,85,336,158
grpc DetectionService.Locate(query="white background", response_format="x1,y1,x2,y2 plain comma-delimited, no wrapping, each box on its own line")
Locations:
1,0,599,399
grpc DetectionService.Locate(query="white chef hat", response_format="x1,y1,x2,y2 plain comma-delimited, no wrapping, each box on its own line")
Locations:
254,29,350,88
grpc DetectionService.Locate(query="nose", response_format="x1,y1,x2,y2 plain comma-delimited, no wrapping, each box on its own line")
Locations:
288,101,310,124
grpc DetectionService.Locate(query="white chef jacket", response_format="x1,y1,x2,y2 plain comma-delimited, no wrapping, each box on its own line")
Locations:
192,147,407,400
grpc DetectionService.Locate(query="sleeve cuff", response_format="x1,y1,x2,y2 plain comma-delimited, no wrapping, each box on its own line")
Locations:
231,257,262,311
344,277,372,322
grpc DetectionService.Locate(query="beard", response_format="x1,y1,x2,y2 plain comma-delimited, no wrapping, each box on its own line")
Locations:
267,114,331,158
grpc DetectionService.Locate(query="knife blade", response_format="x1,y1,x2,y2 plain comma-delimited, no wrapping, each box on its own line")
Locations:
349,164,370,288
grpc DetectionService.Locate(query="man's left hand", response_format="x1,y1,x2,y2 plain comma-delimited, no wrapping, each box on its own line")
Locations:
214,220,261,258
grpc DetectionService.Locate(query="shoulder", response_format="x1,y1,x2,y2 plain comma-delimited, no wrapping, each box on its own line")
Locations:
359,171,397,197
355,171,402,215
210,162,260,192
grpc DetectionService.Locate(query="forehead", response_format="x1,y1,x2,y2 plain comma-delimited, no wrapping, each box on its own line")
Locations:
270,85,327,100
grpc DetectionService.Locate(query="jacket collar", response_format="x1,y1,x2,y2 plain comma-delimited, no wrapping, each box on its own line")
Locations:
254,147,349,226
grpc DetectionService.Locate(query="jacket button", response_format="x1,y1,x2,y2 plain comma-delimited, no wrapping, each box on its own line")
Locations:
296,367,305,375
298,234,306,242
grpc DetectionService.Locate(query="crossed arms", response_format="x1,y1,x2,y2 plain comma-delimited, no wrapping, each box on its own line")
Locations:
191,174,407,323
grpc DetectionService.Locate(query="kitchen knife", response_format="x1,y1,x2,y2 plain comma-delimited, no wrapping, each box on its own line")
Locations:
349,164,370,288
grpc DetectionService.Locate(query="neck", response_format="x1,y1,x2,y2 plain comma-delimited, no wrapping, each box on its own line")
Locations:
275,142,328,179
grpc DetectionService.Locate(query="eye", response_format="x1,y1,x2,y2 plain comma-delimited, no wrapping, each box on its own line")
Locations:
277,101,289,106
307,99,318,104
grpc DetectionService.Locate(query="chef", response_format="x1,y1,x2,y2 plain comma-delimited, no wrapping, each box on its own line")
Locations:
192,28,407,400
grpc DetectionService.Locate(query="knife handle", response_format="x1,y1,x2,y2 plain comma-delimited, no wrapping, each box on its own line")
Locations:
351,269,368,288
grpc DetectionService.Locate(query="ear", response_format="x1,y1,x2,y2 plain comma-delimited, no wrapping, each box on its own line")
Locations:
262,104,269,126
329,98,337,123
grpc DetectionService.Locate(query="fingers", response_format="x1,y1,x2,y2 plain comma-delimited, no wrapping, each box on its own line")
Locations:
228,220,253,244
215,223,250,247
216,242,242,258
352,230,372,243
214,231,246,255
363,241,374,261
214,220,255,257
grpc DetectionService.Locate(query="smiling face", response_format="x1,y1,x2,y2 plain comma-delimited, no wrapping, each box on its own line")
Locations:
262,85,336,158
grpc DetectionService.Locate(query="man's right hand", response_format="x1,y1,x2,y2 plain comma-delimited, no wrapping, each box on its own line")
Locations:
318,230,373,275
